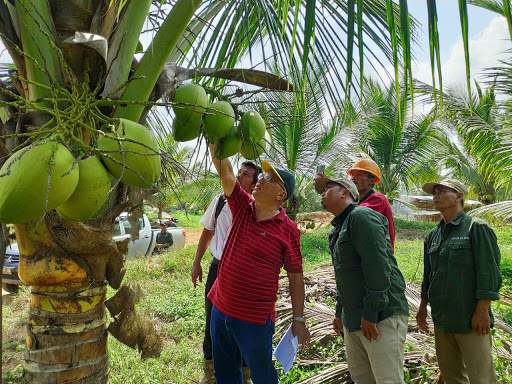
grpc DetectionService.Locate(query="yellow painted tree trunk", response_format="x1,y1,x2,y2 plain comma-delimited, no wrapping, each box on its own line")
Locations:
15,213,125,383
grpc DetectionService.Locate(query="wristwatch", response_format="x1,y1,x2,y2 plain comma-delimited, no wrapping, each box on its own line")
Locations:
292,316,306,323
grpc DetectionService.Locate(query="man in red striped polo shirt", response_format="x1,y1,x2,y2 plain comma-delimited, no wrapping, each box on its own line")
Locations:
208,144,310,384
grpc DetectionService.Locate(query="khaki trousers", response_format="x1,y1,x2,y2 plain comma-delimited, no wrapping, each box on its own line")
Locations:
343,315,408,384
434,328,497,384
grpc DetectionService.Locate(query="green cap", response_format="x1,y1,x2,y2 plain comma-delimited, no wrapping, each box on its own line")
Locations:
261,160,295,200
422,178,468,195
315,174,359,200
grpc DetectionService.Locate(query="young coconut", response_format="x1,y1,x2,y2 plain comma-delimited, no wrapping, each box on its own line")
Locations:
172,83,208,142
98,118,161,188
215,126,242,159
239,111,266,142
203,100,235,142
240,139,266,160
0,141,79,223
56,156,114,221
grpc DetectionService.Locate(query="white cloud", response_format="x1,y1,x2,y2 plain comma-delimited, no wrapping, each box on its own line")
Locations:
417,16,511,88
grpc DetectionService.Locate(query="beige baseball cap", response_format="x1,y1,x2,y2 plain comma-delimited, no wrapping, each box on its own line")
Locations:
314,174,359,200
422,178,468,195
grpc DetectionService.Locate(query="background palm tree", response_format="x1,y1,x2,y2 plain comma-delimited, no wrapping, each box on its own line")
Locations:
255,67,355,216
437,84,512,203
342,79,440,198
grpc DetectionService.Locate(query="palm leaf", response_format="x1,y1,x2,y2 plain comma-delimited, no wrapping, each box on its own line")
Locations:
426,0,443,107
357,0,364,97
469,200,512,222
345,0,356,98
458,0,472,99
386,0,402,126
399,0,414,112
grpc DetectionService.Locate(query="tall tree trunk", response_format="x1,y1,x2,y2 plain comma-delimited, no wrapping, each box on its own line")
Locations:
15,214,124,383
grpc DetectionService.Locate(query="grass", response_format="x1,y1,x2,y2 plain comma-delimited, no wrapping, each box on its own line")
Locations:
2,218,511,383
170,211,203,229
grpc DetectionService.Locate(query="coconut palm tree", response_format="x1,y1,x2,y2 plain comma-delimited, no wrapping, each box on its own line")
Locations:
343,79,441,198
437,84,512,203
0,1,423,382
253,67,356,218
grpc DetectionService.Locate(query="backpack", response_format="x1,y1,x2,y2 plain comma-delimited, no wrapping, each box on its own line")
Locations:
213,194,227,228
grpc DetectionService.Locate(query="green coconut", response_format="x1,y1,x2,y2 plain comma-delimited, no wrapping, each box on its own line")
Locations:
203,101,235,142
172,83,208,142
239,111,266,142
98,118,161,188
215,127,242,159
240,139,266,160
172,117,202,142
56,156,113,221
0,141,79,223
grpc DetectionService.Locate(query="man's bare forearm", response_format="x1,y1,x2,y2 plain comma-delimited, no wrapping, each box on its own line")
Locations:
209,144,236,197
475,299,491,313
193,229,214,264
288,272,306,317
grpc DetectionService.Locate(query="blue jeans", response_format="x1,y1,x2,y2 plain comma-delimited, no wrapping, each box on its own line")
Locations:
211,306,278,384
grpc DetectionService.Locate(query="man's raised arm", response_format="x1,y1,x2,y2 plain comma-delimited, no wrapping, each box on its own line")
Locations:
209,143,236,197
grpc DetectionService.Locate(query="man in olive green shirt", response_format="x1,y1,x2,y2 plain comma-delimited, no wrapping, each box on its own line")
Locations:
316,175,409,384
416,179,502,384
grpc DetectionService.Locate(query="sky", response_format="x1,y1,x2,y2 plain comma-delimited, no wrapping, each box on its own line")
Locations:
406,2,510,89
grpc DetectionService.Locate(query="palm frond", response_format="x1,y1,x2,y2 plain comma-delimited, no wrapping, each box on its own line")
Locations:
469,200,512,222
343,79,440,197
274,264,512,383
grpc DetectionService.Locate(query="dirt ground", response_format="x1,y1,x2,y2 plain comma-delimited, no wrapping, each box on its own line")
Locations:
185,228,203,246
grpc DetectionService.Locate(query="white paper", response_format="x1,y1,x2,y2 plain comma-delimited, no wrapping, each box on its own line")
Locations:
273,325,298,373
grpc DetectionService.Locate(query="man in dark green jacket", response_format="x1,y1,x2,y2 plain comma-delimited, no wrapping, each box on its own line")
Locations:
416,179,502,384
316,174,409,384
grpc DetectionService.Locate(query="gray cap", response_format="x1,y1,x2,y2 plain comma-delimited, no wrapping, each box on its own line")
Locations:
315,174,359,200
422,178,468,195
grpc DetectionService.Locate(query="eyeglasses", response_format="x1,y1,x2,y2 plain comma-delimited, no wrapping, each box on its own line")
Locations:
257,172,287,193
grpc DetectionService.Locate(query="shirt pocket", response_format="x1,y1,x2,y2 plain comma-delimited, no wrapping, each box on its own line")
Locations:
336,233,361,271
448,241,471,266
426,245,443,300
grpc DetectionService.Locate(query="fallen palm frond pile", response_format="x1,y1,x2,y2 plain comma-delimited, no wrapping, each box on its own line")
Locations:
276,264,512,383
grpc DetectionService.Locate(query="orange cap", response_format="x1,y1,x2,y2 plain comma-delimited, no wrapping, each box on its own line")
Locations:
347,159,382,184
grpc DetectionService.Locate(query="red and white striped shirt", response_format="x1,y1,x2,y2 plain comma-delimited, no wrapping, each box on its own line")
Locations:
208,182,303,324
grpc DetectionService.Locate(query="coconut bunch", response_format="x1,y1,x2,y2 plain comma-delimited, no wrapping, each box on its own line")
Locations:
0,118,161,224
172,83,267,160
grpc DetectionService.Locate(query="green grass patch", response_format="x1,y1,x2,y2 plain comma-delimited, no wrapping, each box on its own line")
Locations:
170,211,203,229
301,228,331,270
108,247,205,384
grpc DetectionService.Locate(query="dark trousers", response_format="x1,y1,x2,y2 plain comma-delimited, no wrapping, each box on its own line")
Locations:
203,257,220,360
211,306,277,384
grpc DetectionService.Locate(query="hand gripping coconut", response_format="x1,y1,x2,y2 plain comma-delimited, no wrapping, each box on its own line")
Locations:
215,126,243,159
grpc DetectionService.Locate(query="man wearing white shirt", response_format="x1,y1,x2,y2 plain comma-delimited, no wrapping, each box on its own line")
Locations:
192,161,260,384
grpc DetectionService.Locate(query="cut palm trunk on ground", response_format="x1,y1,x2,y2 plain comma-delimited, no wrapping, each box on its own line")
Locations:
276,265,512,383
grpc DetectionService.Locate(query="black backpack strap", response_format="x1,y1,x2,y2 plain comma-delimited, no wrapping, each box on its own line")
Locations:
214,194,227,228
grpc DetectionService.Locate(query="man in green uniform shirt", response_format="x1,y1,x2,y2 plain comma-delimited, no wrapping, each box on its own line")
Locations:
316,174,409,384
416,179,502,384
